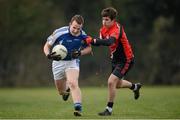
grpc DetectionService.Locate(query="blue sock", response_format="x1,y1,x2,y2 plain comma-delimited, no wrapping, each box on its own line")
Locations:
74,103,82,112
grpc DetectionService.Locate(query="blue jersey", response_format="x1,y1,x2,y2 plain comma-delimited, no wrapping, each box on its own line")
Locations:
47,26,88,60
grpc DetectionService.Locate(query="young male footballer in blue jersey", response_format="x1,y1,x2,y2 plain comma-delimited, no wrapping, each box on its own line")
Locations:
43,15,92,116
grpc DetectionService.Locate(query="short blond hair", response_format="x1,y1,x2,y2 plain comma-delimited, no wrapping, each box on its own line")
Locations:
70,15,84,25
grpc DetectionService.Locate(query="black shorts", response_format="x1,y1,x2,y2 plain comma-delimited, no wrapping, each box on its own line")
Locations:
111,58,134,79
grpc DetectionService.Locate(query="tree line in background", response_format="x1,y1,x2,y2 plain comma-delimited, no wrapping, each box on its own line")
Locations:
0,0,180,87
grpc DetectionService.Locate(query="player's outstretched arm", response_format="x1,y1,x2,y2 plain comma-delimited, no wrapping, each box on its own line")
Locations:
85,36,116,46
93,37,116,46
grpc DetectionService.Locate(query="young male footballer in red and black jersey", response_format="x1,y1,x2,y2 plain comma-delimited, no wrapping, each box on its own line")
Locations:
85,7,142,116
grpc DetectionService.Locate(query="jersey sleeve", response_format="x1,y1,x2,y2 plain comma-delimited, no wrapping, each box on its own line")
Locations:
47,29,60,45
121,26,128,40
47,27,68,45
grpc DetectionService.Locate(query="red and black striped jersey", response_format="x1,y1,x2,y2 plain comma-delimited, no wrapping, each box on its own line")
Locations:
100,21,134,63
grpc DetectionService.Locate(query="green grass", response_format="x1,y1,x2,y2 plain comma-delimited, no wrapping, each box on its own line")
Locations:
0,86,180,119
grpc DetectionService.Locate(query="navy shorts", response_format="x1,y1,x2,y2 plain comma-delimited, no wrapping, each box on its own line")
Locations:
111,58,134,79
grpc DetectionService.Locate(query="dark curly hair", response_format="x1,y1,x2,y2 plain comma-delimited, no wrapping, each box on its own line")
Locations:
101,7,118,20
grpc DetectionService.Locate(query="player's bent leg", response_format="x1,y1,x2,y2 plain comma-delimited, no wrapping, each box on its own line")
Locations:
116,79,132,88
116,80,142,100
54,79,70,101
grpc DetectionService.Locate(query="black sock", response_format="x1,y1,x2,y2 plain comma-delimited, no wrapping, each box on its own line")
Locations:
130,83,135,90
107,102,114,108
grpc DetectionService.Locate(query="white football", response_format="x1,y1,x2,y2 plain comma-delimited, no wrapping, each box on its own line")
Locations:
52,44,67,59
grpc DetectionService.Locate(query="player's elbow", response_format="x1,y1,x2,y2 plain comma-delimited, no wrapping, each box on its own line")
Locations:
43,42,51,55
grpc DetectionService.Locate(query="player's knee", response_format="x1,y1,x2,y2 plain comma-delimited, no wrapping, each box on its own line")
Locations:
108,80,115,88
68,80,78,90
116,80,123,88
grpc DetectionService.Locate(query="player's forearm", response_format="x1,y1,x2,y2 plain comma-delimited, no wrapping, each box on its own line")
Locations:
93,37,116,46
43,42,51,56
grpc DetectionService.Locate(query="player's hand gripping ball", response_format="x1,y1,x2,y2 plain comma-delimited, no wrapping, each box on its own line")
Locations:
52,44,67,59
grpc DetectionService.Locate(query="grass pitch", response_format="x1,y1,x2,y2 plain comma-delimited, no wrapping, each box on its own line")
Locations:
0,86,180,119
